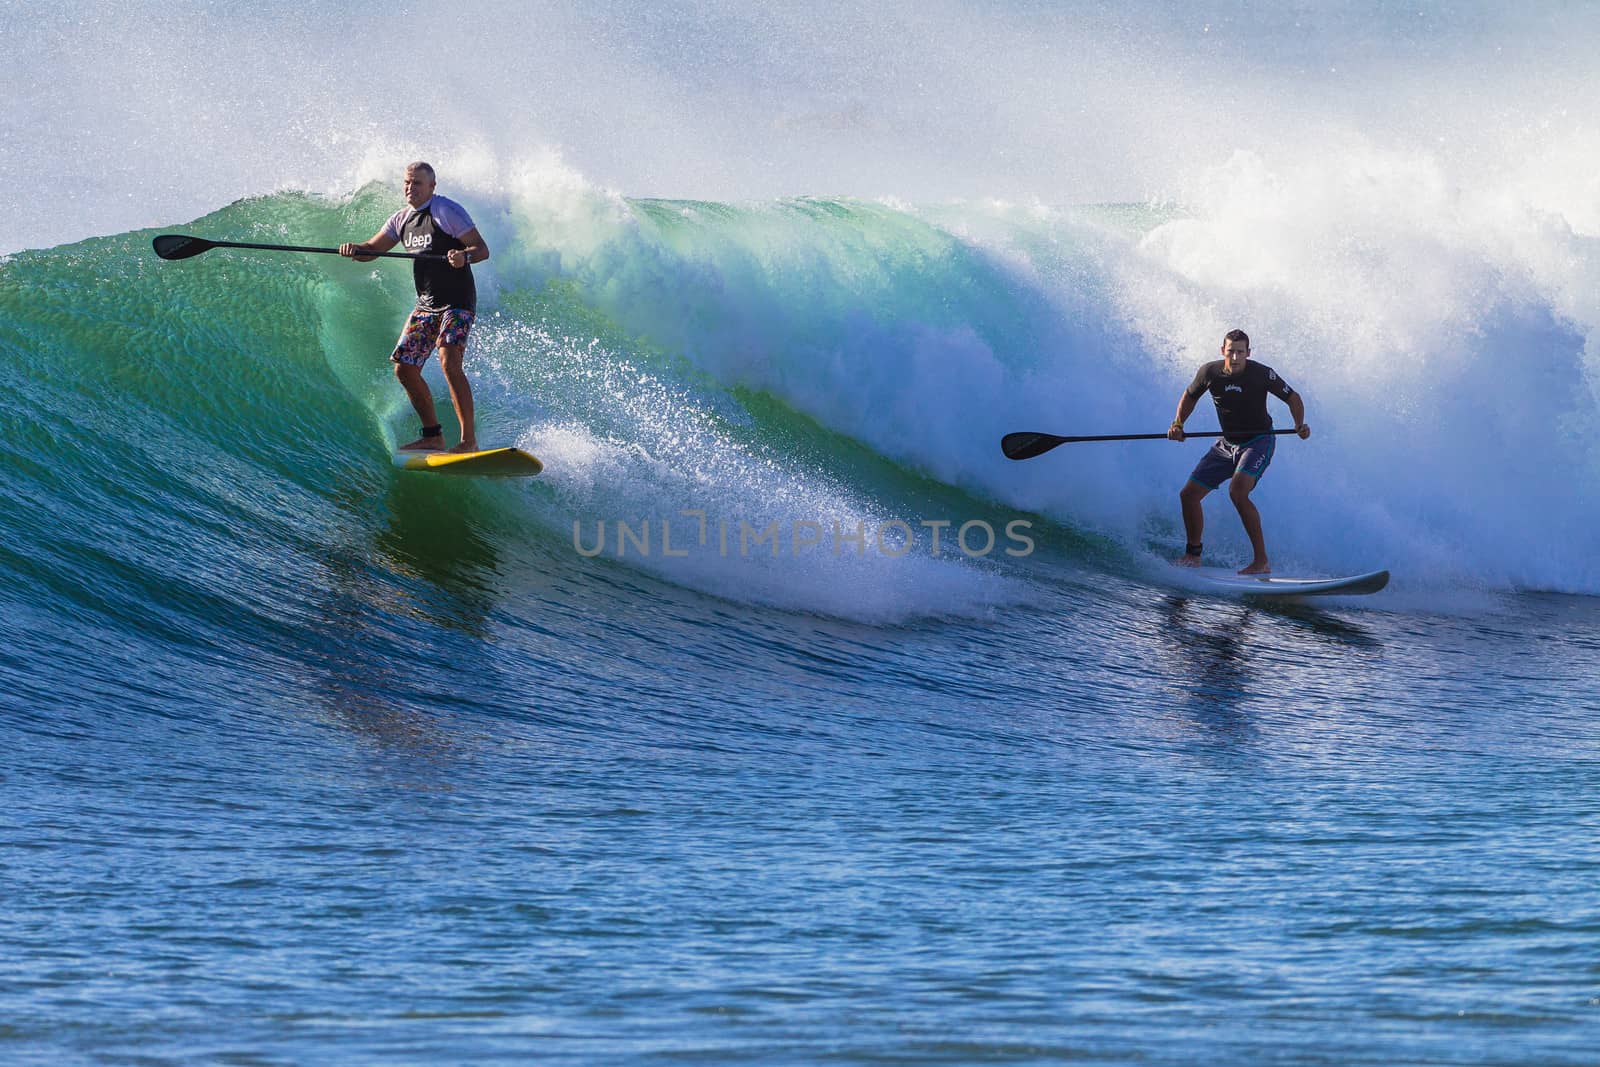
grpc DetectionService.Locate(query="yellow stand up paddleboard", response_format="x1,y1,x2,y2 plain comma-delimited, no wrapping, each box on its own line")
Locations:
392,447,543,477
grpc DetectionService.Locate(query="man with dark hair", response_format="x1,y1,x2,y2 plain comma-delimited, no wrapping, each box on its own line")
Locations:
1168,330,1310,574
340,161,490,452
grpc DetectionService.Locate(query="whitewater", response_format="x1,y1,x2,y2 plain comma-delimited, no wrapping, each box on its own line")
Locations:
5,2,1600,1064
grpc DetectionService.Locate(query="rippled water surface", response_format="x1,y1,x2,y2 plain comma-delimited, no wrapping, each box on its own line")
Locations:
9,542,1599,1064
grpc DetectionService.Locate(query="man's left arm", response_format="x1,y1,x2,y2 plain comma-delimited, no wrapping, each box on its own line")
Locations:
446,226,490,270
1286,390,1310,439
1267,370,1310,439
435,200,489,269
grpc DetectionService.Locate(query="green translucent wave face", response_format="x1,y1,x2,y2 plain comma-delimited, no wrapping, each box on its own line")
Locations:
1,187,1118,644
0,185,412,470
0,188,435,635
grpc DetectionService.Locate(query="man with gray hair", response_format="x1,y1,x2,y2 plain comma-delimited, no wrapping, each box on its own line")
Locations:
341,161,490,452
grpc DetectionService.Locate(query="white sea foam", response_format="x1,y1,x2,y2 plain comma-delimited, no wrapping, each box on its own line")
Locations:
466,319,1027,624
455,162,1600,595
11,2,1599,248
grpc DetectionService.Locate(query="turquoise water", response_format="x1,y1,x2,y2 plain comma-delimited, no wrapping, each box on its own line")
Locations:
4,186,1599,1064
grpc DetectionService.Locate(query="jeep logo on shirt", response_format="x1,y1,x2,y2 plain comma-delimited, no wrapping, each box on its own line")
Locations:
404,233,433,250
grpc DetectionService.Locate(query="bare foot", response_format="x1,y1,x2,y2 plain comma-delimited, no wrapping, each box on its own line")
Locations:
1176,554,1202,567
400,435,446,452
447,441,480,454
1238,561,1271,575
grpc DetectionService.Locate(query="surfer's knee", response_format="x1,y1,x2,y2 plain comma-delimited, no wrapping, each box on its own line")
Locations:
438,344,466,375
1180,481,1208,504
1228,476,1256,506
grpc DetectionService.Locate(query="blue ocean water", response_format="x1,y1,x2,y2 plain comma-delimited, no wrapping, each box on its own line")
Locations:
5,2,1600,1063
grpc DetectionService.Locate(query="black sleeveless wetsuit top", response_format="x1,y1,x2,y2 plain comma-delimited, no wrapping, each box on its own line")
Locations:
400,205,476,314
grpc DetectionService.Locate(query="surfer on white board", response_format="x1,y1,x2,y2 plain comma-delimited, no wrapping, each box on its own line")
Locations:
340,162,489,452
1167,330,1310,575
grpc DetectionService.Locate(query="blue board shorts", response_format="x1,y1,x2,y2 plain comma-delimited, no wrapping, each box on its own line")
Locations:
1189,434,1275,490
391,307,475,367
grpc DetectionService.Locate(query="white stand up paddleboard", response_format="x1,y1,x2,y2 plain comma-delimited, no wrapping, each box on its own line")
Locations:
1176,566,1390,598
392,447,543,478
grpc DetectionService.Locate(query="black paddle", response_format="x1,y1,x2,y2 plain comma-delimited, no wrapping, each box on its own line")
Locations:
152,234,447,262
1002,427,1301,461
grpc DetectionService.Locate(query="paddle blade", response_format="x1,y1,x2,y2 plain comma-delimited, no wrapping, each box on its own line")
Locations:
1001,432,1067,461
152,234,213,260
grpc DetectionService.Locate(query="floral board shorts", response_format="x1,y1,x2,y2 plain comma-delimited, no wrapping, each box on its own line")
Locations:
390,307,475,367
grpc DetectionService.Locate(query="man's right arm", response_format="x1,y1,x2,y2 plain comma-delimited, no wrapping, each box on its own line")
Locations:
339,230,400,262
1169,391,1199,441
1169,365,1209,441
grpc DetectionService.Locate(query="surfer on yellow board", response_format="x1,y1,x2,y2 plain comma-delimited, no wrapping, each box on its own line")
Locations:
340,161,490,453
1168,330,1311,575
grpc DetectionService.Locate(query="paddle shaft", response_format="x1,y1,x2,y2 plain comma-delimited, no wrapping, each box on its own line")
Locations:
1050,428,1300,444
153,234,447,261
1002,426,1301,460
217,239,444,261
